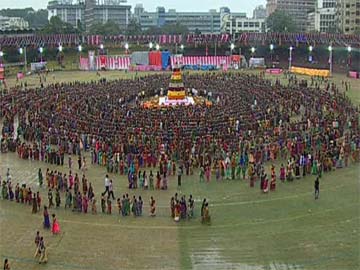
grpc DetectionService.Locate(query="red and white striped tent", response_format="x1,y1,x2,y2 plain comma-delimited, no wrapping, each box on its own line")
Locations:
95,56,131,70
79,57,89,71
170,56,231,68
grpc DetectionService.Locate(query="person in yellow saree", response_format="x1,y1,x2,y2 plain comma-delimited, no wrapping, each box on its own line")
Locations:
201,203,211,224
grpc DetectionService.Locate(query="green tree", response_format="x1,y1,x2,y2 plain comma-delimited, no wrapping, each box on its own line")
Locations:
76,19,85,33
26,9,48,28
194,28,201,35
41,16,77,34
126,18,142,35
89,20,122,35
266,10,297,32
145,26,161,35
88,23,104,35
0,8,33,18
144,22,188,35
162,22,189,34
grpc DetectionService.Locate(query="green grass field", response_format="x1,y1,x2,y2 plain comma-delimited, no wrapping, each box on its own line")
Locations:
0,70,359,270
0,153,358,270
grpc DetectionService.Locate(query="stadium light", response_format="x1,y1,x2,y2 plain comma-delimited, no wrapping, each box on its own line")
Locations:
309,45,313,52
124,43,129,50
269,44,274,61
18,47,27,72
230,43,235,50
328,45,333,76
100,44,104,50
180,44,184,50
58,45,63,52
155,44,160,50
251,47,255,53
289,46,293,70
346,46,352,73
77,45,82,69
0,51,3,57
149,42,153,49
39,47,44,62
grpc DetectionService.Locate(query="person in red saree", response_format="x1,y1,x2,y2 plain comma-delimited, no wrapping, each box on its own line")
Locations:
51,214,61,234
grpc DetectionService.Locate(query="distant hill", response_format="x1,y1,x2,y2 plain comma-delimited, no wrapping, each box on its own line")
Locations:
0,8,48,29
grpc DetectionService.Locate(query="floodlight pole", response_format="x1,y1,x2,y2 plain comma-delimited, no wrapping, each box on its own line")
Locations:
347,47,351,73
24,47,27,73
329,50,332,76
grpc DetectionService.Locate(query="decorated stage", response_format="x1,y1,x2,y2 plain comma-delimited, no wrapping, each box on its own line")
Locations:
142,66,212,109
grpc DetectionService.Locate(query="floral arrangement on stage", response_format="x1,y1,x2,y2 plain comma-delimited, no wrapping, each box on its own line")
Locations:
142,96,212,109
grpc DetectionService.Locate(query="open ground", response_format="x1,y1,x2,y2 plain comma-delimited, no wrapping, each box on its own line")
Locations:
0,70,359,270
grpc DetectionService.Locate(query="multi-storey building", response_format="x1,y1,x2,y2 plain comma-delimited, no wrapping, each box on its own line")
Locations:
336,0,360,34
224,17,266,34
47,0,131,31
307,0,337,33
133,5,246,34
266,0,317,32
323,0,337,8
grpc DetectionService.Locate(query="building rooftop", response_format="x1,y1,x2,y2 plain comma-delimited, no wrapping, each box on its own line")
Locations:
48,0,127,6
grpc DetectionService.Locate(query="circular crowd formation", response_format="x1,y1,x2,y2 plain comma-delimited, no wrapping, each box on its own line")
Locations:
1,72,359,174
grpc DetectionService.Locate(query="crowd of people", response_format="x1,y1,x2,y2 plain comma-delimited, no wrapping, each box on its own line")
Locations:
1,72,359,185
1,71,357,233
2,168,212,222
1,163,216,226
1,69,358,269
0,168,145,214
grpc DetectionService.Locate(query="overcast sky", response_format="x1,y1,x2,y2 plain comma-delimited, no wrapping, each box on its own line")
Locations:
0,0,265,16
